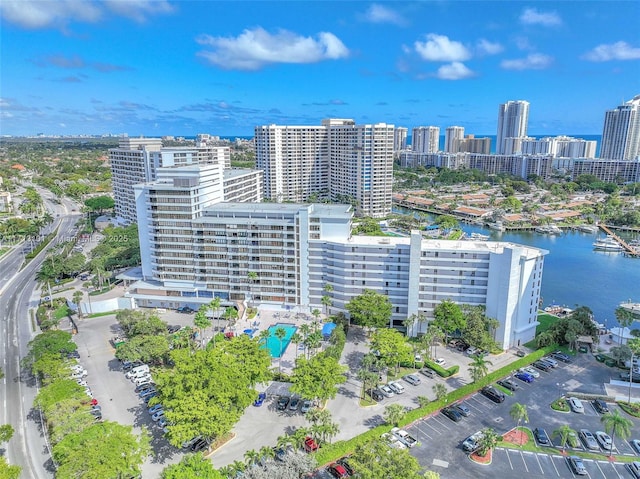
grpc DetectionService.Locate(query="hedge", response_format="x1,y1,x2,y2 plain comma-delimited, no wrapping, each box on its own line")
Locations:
423,359,459,378
315,344,558,466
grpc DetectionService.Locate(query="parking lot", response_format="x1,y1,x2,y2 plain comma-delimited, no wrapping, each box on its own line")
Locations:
404,353,640,479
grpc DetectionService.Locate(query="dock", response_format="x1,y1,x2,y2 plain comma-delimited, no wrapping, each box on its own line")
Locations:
598,224,640,257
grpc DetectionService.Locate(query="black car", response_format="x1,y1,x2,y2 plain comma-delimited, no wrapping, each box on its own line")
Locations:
442,406,463,422
551,351,572,363
276,396,290,411
418,368,435,379
135,383,155,393
592,399,609,414
167,325,181,334
497,379,520,392
452,403,471,417
481,386,505,403
336,457,354,476
534,427,550,445
176,306,194,314
533,360,551,371
190,438,209,452
366,388,384,401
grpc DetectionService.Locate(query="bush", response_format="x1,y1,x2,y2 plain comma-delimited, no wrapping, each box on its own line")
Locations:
422,360,458,378
618,401,640,417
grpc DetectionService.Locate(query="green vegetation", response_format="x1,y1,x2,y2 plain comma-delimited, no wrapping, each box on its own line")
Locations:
551,398,570,412
290,354,347,402
352,218,384,236
618,401,640,417
161,453,223,479
348,438,434,479
345,289,392,331
88,224,140,273
114,310,172,365
535,306,599,350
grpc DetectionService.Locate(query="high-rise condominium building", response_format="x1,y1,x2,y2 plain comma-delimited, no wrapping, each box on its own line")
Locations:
496,100,530,154
255,119,394,217
109,137,259,224
450,135,491,154
126,165,547,347
445,126,464,152
600,95,640,160
394,127,408,151
412,126,440,153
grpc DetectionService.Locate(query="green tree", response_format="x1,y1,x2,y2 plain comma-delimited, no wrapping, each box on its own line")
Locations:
509,403,528,446
208,297,222,336
383,403,406,427
34,380,86,414
115,334,170,365
194,306,212,349
83,196,114,213
52,422,150,479
600,409,633,457
0,457,20,479
291,332,303,359
23,330,77,370
552,424,576,452
345,289,392,331
247,271,258,305
615,307,636,345
628,338,640,402
223,306,238,326
0,424,14,443
46,398,96,446
417,396,431,408
349,438,425,479
32,352,73,385
435,214,458,231
289,355,347,402
370,328,413,374
72,291,83,319
476,427,500,457
160,453,222,479
468,354,493,383
432,383,447,401
274,326,287,373
432,299,466,342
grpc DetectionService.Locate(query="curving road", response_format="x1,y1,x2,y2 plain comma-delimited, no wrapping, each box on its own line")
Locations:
0,192,81,477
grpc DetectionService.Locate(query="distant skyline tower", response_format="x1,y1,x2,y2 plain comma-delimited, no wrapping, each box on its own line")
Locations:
445,126,464,152
394,127,408,151
496,100,530,154
412,126,440,153
600,95,640,160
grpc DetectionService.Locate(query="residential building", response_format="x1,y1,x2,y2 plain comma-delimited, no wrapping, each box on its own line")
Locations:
394,127,408,152
572,158,640,183
412,126,440,153
445,126,464,152
521,136,597,158
255,119,394,217
0,191,11,212
451,134,491,154
223,169,263,203
496,100,530,154
600,95,640,160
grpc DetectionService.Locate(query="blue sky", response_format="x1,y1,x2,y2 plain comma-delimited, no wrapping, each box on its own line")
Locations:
1,1,639,137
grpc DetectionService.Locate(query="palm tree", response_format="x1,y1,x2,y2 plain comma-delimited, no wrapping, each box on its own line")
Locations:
600,409,633,457
290,332,303,359
72,290,83,319
553,424,576,452
223,306,238,327
274,326,287,372
477,428,500,457
244,449,261,467
208,297,221,334
258,445,275,464
194,306,211,349
258,329,271,351
509,403,528,446
304,331,322,359
403,316,416,337
432,383,447,401
383,403,406,427
247,271,258,305
229,460,246,476
468,354,493,383
615,307,635,345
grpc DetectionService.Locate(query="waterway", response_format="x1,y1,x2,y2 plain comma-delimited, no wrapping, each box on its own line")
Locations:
394,207,640,329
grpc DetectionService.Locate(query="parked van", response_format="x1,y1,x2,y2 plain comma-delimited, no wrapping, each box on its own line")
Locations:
126,365,149,379
541,356,558,368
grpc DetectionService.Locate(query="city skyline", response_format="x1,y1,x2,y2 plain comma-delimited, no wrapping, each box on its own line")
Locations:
1,1,639,136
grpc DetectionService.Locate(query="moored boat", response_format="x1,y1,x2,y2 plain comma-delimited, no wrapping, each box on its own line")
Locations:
593,236,623,252
576,224,599,234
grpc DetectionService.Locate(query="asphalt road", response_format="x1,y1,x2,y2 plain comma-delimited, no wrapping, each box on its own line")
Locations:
0,194,80,477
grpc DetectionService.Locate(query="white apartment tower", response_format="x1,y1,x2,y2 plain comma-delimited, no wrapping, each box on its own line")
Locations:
412,126,440,153
445,126,464,152
600,95,640,160
255,119,394,217
497,100,530,154
394,127,408,151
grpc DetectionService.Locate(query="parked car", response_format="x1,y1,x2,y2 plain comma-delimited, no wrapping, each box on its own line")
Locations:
515,349,526,357
629,462,640,479
167,325,181,334
541,356,559,368
466,347,479,356
519,366,540,378
480,386,505,403
592,399,609,414
176,306,194,314
327,463,349,479
303,436,319,453
514,371,534,383
390,427,417,448
418,368,435,378
534,427,550,445
579,429,600,451
595,431,613,450
568,397,585,413
497,378,520,391
139,388,157,399
366,388,384,402
76,379,88,387
551,351,572,363
381,432,406,449
254,392,267,407
453,402,471,417
462,431,484,452
533,360,551,371
190,438,209,452
631,439,640,454
379,385,395,398
148,403,163,414
388,381,405,394
69,370,88,379
151,410,165,422
402,374,421,386
182,436,202,450
442,406,463,422
336,457,354,476
135,383,155,394
568,456,587,475
434,358,446,366
133,375,153,386
288,397,300,411
276,396,289,411
300,399,313,413
619,372,640,383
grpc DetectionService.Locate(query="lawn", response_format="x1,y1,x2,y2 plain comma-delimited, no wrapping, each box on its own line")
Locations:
524,312,559,348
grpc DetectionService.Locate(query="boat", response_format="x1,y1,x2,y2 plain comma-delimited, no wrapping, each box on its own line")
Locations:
535,225,563,235
487,221,505,232
576,224,599,234
469,232,490,241
620,302,640,317
593,236,624,252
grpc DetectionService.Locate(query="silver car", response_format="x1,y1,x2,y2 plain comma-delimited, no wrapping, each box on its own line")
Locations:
379,385,395,398
579,429,600,451
595,431,612,450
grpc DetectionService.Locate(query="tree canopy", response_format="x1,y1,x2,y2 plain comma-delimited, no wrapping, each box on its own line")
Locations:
290,354,347,402
23,330,77,370
84,196,115,212
160,453,222,479
348,438,428,479
345,289,392,330
432,300,466,340
370,328,413,373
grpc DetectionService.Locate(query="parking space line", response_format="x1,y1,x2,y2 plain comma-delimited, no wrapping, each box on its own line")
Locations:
409,423,433,442
421,419,447,434
518,450,529,472
533,452,545,474
503,448,514,470
549,456,561,477
430,416,453,430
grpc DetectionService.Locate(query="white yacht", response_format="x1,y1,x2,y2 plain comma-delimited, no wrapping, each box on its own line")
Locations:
593,236,623,252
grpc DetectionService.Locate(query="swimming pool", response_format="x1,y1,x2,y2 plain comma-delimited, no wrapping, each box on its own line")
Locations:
262,323,298,358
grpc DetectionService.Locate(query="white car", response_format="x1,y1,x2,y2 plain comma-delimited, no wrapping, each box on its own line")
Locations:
519,366,540,378
388,381,405,394
133,375,153,386
69,369,88,379
379,385,395,398
434,358,446,366
595,431,613,450
84,387,93,397
381,432,406,449
568,397,585,413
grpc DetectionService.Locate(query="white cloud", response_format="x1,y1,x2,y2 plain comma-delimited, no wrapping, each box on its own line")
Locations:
363,4,405,25
519,8,562,26
414,34,471,62
196,28,349,70
0,0,173,28
435,62,475,80
582,41,640,61
501,53,553,70
476,39,503,55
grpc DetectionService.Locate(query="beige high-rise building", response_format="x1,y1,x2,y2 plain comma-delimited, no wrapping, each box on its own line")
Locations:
600,95,640,160
445,126,464,152
497,100,530,154
412,126,440,153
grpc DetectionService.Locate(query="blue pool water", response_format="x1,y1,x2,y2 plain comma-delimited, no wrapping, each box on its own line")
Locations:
263,323,298,358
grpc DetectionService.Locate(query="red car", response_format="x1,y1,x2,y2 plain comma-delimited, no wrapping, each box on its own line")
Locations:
327,463,349,478
303,436,318,453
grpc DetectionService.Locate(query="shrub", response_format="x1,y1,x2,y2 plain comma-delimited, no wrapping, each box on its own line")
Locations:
618,401,640,417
